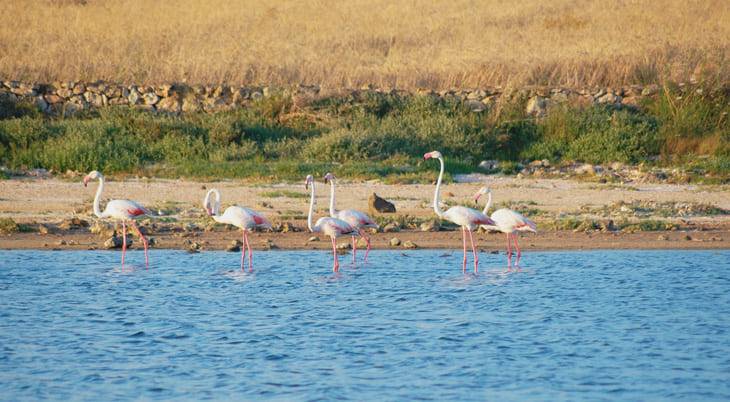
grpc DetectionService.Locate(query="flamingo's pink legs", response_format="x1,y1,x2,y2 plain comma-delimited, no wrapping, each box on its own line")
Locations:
513,233,522,267
360,230,372,262
121,221,127,266
240,230,246,271
506,233,513,269
130,220,149,267
467,229,479,273
331,237,339,272
461,227,467,273
244,230,253,272
351,235,357,264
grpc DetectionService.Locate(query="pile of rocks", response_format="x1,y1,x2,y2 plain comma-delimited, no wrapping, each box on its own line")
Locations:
0,79,698,117
500,159,700,184
0,80,288,116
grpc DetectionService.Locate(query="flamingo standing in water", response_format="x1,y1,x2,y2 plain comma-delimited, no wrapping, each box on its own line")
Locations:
84,170,152,267
474,186,537,267
424,151,496,273
203,189,271,272
305,175,358,272
324,172,379,263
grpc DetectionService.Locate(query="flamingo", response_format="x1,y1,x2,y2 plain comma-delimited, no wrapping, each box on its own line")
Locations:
474,186,537,267
305,175,359,272
323,172,379,263
83,170,152,267
424,151,496,273
203,189,271,272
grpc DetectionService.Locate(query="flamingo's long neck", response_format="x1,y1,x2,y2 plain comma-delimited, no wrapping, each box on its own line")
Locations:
482,191,493,215
307,181,317,232
480,190,500,231
204,189,224,222
327,179,338,217
432,156,445,218
92,176,105,218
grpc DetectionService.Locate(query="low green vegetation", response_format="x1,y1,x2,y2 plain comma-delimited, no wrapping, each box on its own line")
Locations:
259,190,309,199
0,85,727,182
0,217,19,233
545,217,679,232
587,200,730,218
0,217,35,233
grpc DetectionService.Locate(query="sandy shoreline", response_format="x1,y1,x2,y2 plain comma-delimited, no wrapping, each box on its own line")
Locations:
1,175,729,251
1,229,729,252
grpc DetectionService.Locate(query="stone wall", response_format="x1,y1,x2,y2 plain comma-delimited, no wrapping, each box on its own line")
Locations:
0,80,682,117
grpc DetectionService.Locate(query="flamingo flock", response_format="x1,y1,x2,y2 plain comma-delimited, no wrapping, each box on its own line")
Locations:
83,150,537,272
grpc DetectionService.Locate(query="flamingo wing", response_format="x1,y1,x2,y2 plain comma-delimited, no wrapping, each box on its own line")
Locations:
443,206,495,229
491,208,537,233
240,207,272,229
316,217,357,238
221,206,270,230
337,209,378,229
105,199,150,219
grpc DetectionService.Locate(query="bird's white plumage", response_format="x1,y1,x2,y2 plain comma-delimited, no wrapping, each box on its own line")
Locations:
215,205,272,231
313,216,358,238
102,199,150,220
442,206,493,231
334,209,377,229
487,208,537,234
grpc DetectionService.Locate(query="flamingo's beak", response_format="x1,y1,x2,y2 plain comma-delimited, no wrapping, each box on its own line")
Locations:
324,177,329,184
474,193,482,202
83,176,89,187
305,181,310,190
423,152,432,160
206,207,213,216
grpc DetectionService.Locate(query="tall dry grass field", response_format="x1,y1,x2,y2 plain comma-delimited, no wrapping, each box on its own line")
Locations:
0,0,728,89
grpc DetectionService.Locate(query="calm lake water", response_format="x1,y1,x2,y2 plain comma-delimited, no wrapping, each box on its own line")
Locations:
1,249,729,401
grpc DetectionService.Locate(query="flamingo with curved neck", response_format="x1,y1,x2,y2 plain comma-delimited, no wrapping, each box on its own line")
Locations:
475,186,537,268
203,188,271,272
83,170,152,267
424,151,496,273
305,175,358,272
324,172,378,263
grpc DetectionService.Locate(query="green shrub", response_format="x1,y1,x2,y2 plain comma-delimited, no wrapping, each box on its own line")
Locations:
523,105,659,164
645,85,730,157
0,217,19,233
0,98,41,120
0,89,726,181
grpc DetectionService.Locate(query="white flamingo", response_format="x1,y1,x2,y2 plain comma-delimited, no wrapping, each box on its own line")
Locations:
324,172,379,263
305,175,359,272
424,151,496,273
474,186,537,267
84,170,152,267
203,189,271,272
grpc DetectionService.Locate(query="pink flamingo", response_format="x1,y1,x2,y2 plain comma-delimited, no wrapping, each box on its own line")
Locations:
424,151,496,273
83,170,152,267
474,186,537,267
203,189,271,272
305,175,359,272
324,172,379,263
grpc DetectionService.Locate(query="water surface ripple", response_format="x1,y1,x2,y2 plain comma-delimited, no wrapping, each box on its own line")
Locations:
1,250,729,401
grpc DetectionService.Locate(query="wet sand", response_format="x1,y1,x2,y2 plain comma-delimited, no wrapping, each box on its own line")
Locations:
1,229,728,252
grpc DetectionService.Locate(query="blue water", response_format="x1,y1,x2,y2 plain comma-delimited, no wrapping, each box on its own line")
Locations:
1,250,729,401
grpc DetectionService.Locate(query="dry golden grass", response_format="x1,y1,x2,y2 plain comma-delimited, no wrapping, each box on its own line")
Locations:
0,0,728,89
